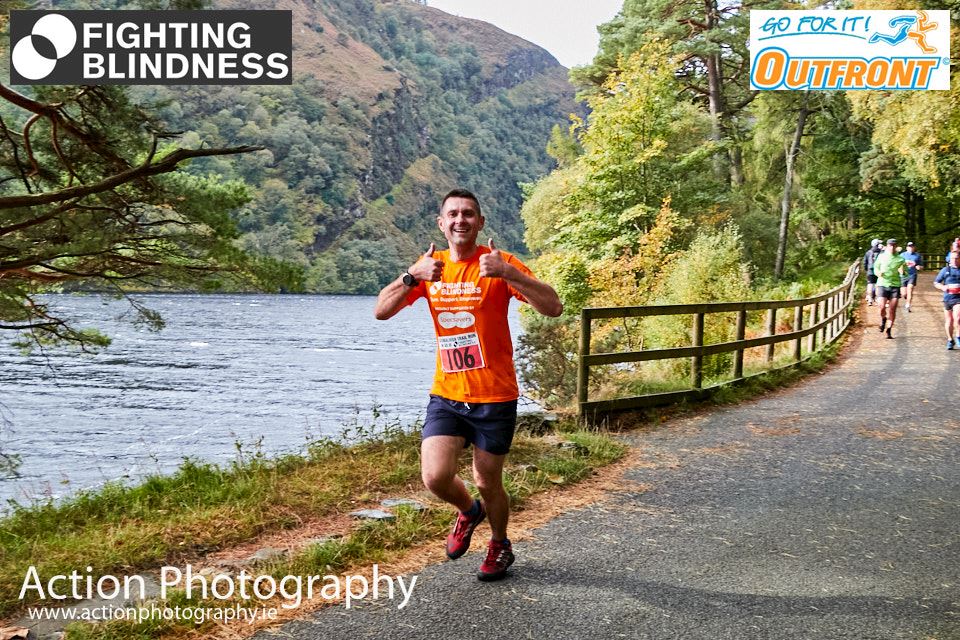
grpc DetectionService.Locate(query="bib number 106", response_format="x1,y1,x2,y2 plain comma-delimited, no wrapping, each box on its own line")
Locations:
438,333,485,373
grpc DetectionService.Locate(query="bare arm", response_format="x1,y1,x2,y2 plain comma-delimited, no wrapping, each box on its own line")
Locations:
503,264,563,317
479,240,563,317
374,243,444,320
374,276,416,321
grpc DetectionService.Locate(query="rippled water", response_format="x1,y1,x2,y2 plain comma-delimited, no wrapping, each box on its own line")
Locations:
0,294,526,506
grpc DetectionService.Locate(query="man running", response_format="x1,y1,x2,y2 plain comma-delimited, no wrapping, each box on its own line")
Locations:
874,238,906,338
899,241,924,311
374,189,562,581
947,240,960,265
934,250,960,350
862,239,883,305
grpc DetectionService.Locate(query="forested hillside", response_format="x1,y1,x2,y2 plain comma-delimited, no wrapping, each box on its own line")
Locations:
130,0,579,293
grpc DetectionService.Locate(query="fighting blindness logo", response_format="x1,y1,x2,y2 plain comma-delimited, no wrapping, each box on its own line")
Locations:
9,10,292,85
749,10,951,91
12,14,77,80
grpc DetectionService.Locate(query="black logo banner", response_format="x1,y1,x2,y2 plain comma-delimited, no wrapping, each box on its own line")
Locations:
9,10,292,85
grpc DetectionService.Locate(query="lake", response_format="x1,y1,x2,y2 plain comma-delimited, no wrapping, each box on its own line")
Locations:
0,293,528,507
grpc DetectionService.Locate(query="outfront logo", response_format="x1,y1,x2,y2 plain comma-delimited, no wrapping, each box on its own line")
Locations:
868,11,938,53
749,10,950,91
9,10,292,85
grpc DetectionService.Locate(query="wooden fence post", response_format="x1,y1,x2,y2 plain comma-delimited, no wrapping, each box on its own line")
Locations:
825,297,834,341
835,292,842,336
765,308,777,363
808,302,818,352
692,312,704,389
577,309,591,412
820,300,827,344
733,309,746,379
793,305,803,360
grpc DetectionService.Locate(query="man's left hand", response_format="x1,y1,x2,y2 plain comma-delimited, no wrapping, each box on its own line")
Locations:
479,239,509,278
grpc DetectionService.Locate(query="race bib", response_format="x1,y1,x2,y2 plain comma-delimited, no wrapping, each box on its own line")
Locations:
946,284,960,295
438,332,485,373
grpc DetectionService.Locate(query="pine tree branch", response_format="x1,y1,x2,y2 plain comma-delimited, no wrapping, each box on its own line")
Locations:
0,145,263,209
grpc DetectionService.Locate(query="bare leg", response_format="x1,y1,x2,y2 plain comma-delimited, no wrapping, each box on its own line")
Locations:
887,297,900,329
953,305,960,340
472,448,509,540
421,435,474,512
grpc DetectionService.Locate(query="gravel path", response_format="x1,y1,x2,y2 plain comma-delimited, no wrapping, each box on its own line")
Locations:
257,275,960,640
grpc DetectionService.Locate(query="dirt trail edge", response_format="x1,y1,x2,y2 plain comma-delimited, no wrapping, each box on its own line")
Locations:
256,274,960,640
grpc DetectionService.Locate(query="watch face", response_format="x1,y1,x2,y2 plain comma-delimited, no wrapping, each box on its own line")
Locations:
403,273,417,286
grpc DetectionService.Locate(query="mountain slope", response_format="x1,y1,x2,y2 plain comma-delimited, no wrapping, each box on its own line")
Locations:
142,0,579,293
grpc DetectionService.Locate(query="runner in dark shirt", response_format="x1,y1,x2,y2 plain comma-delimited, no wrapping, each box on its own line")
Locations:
934,251,960,350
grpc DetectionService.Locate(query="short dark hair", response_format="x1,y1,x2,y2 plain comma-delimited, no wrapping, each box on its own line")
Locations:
440,189,482,215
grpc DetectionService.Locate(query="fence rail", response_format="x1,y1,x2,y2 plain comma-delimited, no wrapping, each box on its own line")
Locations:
921,253,947,271
577,261,861,417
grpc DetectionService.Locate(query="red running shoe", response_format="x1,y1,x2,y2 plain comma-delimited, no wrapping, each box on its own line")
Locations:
477,538,515,581
446,500,485,560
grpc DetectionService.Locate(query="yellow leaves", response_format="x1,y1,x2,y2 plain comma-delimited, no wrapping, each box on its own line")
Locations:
848,71,958,188
587,197,686,309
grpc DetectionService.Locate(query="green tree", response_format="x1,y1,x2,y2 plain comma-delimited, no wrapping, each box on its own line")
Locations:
0,84,266,349
571,0,792,186
529,40,716,260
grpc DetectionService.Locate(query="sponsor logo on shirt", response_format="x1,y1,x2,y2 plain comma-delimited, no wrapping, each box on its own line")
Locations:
430,282,482,296
437,311,476,329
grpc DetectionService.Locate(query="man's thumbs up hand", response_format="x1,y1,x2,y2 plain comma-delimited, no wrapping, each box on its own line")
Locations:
479,237,508,278
408,243,443,282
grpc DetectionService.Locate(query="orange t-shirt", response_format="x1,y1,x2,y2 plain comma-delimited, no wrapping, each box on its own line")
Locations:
404,246,533,403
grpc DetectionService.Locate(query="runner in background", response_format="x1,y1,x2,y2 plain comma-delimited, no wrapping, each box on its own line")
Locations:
863,239,883,305
945,239,960,264
873,238,906,339
899,241,924,312
934,250,960,350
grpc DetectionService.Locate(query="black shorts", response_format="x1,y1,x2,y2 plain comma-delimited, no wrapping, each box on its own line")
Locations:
944,296,960,311
423,395,517,455
902,274,918,287
867,274,878,284
876,286,901,299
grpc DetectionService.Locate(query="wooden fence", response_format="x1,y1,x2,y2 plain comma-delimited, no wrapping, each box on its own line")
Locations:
577,261,861,418
921,253,948,271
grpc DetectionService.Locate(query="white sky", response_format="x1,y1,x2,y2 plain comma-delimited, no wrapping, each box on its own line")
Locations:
425,0,625,68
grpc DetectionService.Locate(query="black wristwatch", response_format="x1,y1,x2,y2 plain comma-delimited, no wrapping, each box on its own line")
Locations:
401,272,418,287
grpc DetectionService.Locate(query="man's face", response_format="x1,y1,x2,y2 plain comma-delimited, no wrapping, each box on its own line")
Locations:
438,197,484,248
886,243,896,253
951,252,959,268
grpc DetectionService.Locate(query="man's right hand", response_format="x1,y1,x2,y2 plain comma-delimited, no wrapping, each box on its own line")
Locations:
408,243,444,282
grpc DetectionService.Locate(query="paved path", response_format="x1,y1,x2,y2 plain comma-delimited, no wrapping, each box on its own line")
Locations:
257,275,960,640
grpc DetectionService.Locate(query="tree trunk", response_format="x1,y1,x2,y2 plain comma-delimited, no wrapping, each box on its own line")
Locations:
704,0,727,182
728,142,744,187
775,92,810,280
918,195,927,238
904,188,915,239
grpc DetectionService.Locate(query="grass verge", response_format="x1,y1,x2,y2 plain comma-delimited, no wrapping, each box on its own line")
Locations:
0,421,625,638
